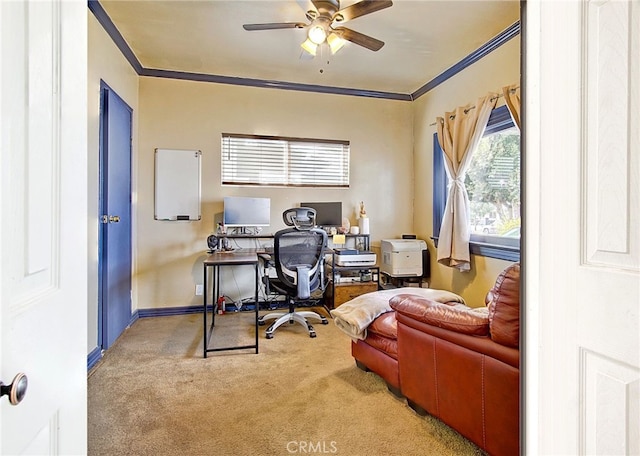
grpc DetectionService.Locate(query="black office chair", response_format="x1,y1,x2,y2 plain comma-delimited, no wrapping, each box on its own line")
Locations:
258,208,329,338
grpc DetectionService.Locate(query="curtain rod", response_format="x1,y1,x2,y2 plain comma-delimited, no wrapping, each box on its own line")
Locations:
428,86,519,126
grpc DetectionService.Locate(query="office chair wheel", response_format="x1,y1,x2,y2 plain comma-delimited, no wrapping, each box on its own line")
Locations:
321,318,329,325
265,323,276,339
258,320,266,326
309,331,316,338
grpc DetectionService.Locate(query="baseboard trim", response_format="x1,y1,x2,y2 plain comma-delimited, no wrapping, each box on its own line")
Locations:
136,305,214,318
136,300,295,318
87,346,103,371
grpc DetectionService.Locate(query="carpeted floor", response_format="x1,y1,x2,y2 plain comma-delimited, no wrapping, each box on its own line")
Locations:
88,309,484,455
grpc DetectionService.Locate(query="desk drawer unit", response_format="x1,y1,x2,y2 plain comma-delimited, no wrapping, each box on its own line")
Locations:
332,282,379,307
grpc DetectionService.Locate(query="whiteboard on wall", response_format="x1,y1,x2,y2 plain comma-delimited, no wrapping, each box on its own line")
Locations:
154,148,201,221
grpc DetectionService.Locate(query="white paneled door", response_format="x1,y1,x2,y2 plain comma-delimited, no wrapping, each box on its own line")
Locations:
526,0,639,454
0,0,87,454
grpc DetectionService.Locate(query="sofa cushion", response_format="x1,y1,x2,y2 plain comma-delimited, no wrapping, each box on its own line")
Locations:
361,332,398,359
486,262,520,348
390,294,489,336
367,311,397,340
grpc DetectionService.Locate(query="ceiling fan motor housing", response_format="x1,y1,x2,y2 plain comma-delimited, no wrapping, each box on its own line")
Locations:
313,0,340,19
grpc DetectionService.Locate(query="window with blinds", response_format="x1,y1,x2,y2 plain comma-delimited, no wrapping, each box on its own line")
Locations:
221,134,350,187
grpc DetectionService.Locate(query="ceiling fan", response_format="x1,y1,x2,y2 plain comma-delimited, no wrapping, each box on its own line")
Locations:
243,0,393,56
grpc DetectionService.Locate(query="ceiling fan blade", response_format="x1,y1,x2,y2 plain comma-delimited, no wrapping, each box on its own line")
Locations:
333,0,393,23
243,22,306,31
333,27,384,51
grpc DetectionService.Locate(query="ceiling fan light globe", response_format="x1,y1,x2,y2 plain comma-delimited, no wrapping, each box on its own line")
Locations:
308,25,327,45
301,39,318,56
327,33,346,54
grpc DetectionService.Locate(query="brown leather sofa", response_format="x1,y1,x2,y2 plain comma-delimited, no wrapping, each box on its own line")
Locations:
352,311,401,396
351,263,520,456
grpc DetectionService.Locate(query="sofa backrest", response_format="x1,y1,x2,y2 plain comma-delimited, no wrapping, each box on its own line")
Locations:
485,262,520,348
390,295,490,336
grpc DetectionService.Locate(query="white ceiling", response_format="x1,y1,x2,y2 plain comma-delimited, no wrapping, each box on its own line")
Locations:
98,0,520,96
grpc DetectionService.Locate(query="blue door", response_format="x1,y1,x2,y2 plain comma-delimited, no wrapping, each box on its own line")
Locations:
99,82,132,349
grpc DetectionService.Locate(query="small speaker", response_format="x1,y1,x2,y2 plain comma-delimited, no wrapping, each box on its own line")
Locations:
207,235,218,251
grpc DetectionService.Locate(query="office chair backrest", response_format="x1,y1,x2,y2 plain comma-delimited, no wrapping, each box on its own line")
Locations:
282,207,317,230
273,227,327,300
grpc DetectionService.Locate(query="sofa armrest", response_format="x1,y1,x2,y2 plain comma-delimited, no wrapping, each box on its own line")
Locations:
486,262,520,348
390,294,489,336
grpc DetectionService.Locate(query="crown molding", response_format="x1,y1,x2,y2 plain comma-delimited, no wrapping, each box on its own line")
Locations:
89,1,519,101
411,21,520,100
139,68,412,100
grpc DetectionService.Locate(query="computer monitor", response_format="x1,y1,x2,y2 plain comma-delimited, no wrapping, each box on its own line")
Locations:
300,202,342,227
223,196,271,227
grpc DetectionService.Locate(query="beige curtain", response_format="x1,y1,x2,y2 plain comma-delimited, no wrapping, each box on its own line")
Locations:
502,84,521,129
436,93,498,272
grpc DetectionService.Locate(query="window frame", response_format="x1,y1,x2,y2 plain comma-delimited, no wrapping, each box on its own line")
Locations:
221,133,350,188
432,105,520,262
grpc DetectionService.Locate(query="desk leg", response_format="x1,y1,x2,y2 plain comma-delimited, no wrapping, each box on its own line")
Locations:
203,264,219,358
203,258,260,356
214,265,221,328
203,263,207,358
254,263,259,353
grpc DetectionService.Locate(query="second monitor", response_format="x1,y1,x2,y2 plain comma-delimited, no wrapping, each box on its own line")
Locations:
300,201,342,227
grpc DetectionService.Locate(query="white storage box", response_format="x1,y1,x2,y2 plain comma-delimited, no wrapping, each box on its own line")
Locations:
380,239,427,276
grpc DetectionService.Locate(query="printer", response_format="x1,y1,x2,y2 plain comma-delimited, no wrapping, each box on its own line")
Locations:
334,249,377,267
380,239,428,277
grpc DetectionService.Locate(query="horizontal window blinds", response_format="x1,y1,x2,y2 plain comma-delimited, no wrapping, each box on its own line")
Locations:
221,134,349,187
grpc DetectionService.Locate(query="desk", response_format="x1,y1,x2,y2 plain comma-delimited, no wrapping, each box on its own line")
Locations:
218,233,274,239
203,252,259,357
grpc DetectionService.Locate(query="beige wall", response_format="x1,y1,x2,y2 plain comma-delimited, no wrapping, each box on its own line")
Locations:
87,13,139,352
412,36,521,306
136,77,414,309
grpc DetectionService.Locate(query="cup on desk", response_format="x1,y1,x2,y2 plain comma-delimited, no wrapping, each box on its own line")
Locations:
350,226,360,235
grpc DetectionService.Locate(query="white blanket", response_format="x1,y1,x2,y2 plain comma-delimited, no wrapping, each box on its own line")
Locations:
330,287,465,341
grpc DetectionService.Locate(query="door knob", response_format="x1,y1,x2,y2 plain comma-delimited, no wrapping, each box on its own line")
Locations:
1,373,28,405
101,215,121,224
100,215,120,223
